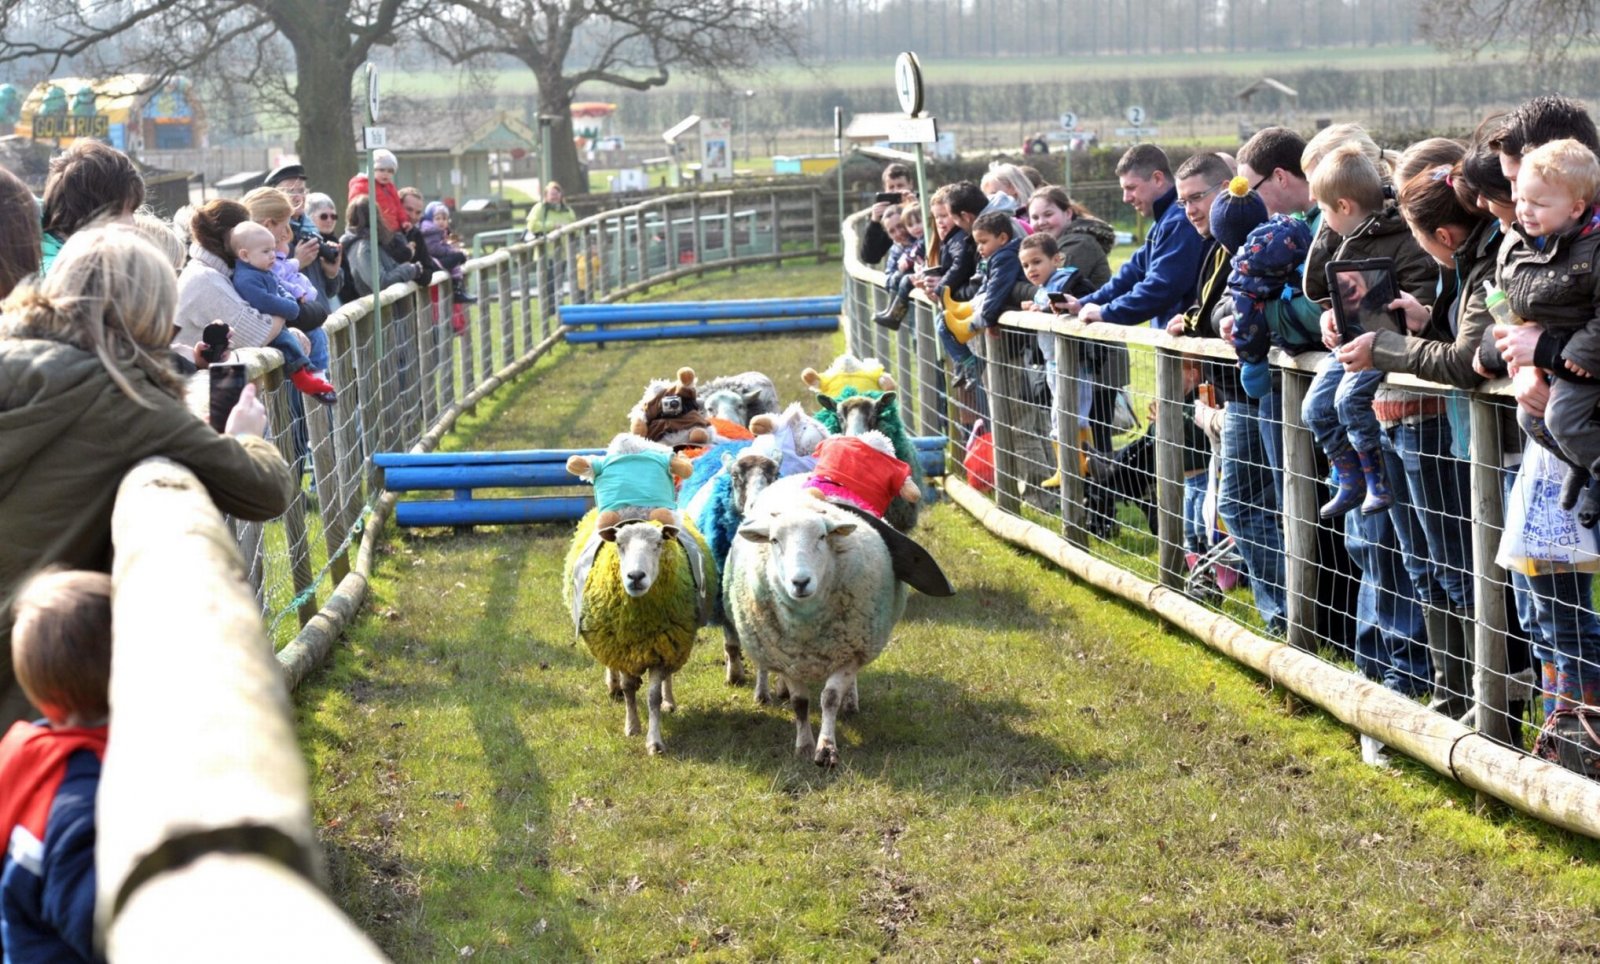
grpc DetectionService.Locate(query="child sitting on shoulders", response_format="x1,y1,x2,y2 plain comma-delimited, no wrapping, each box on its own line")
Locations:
1499,138,1600,525
0,570,113,964
228,221,337,402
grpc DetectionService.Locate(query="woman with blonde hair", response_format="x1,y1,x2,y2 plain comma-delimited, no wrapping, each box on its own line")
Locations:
0,226,295,723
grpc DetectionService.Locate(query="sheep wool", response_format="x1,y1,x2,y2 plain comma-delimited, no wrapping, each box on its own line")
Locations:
562,511,714,678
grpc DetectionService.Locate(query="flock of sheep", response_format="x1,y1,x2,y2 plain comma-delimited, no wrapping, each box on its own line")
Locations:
560,355,953,765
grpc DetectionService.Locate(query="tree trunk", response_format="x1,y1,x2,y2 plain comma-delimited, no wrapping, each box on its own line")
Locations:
538,79,585,196
272,0,361,204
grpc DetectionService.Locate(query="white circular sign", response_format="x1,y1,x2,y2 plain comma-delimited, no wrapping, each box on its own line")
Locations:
894,52,924,117
366,63,380,124
1059,111,1078,131
1126,105,1145,126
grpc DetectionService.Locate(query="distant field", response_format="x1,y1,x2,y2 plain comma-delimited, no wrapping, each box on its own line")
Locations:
384,44,1502,99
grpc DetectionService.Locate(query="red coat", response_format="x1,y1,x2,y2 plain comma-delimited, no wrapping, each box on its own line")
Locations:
346,174,408,232
805,436,910,518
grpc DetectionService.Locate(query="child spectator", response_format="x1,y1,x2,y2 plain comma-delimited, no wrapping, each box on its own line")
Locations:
346,149,407,233
1302,142,1438,518
1502,138,1600,523
1212,176,1315,404
1018,232,1081,488
871,203,914,328
420,201,476,304
0,569,112,964
943,210,1023,395
227,222,337,402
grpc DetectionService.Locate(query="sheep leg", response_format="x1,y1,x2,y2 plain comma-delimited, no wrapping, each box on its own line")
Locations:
605,667,624,702
844,677,859,715
790,682,815,760
722,623,746,686
661,672,676,713
754,666,771,706
646,667,667,756
815,669,856,768
621,673,642,737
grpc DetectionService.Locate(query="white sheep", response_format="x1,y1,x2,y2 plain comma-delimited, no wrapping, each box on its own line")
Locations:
725,479,907,766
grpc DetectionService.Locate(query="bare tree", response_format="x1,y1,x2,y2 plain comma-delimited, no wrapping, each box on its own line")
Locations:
426,0,801,193
0,0,419,194
1420,0,1598,73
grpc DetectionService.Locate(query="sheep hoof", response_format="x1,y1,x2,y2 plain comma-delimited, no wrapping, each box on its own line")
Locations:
795,739,816,760
813,742,838,768
647,740,667,756
661,699,676,714
754,687,773,706
609,690,625,703
624,720,640,737
725,660,745,686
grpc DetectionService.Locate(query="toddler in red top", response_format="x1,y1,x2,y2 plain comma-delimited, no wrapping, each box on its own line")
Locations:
804,431,920,520
0,570,112,964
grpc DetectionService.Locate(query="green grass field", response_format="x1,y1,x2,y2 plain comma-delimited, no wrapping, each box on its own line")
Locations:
296,262,1600,961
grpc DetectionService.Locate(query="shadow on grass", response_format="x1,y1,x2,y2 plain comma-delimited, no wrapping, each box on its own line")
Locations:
664,667,1116,794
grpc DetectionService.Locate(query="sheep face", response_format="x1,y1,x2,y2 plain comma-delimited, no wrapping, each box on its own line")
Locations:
606,522,677,597
729,452,779,514
739,511,856,602
820,391,897,438
702,388,747,426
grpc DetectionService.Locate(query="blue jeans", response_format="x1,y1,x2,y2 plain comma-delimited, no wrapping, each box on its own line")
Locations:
1502,464,1600,679
1390,417,1473,612
1183,472,1209,553
1343,443,1431,696
268,328,311,374
1258,389,1284,504
307,326,330,372
1219,398,1286,634
1304,361,1383,455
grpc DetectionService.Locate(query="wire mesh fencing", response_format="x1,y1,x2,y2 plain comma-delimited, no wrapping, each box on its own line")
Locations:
200,185,827,655
841,209,1600,781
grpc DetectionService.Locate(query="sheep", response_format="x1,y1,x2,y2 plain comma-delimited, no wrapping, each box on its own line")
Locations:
694,445,781,687
814,389,924,532
725,486,907,766
563,510,715,755
700,371,780,426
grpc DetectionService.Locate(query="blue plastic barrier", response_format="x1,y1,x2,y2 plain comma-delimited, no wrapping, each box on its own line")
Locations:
558,296,841,344
374,449,603,527
910,436,948,478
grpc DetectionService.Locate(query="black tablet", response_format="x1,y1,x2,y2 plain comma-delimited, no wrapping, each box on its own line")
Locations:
1325,258,1402,342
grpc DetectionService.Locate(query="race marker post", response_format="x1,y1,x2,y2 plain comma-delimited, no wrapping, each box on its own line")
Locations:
364,62,385,359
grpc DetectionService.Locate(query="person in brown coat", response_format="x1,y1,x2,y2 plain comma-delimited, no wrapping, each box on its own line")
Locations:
0,227,296,723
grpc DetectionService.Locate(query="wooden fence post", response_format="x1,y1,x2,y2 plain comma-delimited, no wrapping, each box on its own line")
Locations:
1278,361,1321,653
1154,347,1186,590
1470,395,1512,748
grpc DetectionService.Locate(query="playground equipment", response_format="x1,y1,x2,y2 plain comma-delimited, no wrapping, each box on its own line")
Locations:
558,296,841,344
377,436,948,528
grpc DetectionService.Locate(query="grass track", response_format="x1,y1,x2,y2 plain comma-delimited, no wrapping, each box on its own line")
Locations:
300,264,1600,961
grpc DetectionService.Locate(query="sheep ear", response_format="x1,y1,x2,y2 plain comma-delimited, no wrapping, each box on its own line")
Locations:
744,390,765,407
825,521,857,539
598,525,619,543
660,524,680,541
874,391,897,416
817,395,837,413
737,521,772,543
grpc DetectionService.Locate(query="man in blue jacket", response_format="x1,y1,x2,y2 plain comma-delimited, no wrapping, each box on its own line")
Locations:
1064,144,1202,327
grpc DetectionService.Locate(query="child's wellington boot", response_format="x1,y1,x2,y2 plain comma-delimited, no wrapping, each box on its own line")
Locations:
1357,447,1393,515
1041,441,1063,489
1319,445,1365,518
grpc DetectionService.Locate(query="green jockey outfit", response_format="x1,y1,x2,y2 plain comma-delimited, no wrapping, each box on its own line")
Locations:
590,450,676,514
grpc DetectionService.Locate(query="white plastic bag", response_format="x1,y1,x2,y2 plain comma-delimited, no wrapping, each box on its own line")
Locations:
1496,443,1600,575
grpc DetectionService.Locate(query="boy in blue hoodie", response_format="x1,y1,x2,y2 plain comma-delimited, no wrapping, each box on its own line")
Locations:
0,570,111,964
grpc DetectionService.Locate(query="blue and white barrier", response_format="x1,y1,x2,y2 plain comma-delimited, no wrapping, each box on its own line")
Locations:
558,297,841,344
374,448,603,528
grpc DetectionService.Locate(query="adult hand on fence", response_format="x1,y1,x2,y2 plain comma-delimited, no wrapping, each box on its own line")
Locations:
1494,323,1542,368
1219,311,1234,343
1166,314,1187,336
1076,302,1103,323
1336,332,1377,372
224,383,269,437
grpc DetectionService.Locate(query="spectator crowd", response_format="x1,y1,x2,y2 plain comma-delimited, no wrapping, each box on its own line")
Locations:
859,96,1600,771
0,138,478,961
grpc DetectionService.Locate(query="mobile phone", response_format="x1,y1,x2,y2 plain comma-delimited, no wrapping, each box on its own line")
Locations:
1046,291,1073,312
208,363,248,432
875,191,904,204
200,322,230,364
918,263,948,277
1325,258,1402,345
